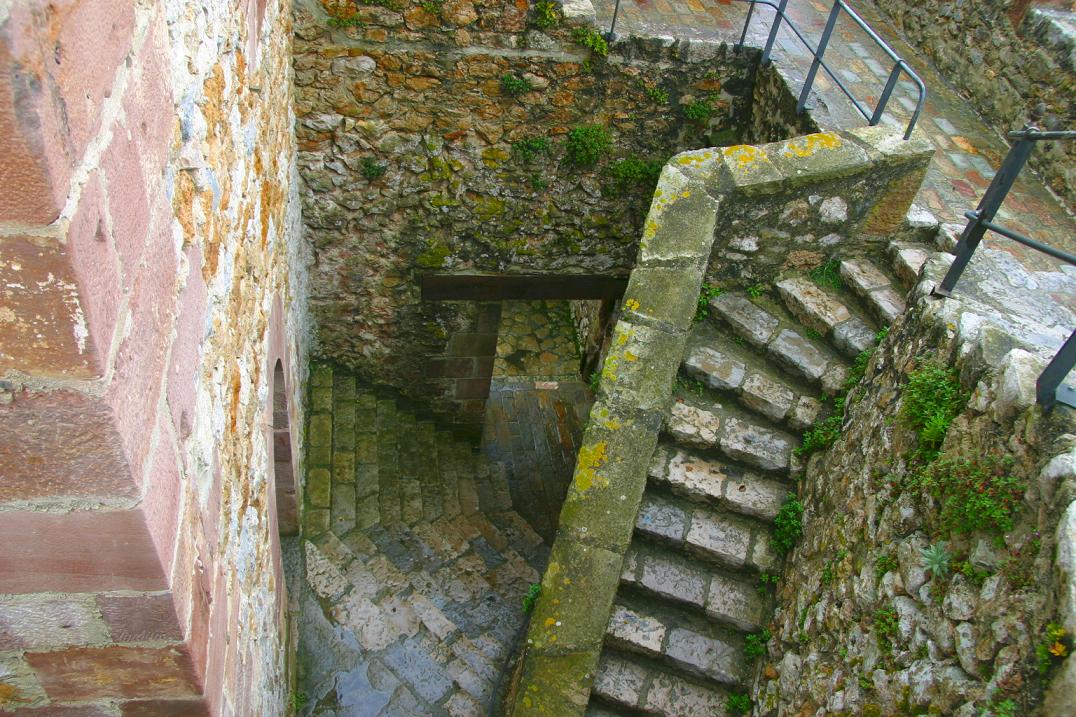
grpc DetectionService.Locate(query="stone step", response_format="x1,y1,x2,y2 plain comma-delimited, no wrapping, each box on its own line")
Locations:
631,493,777,578
707,292,849,394
647,442,791,521
773,276,878,360
604,600,747,687
839,257,907,324
665,397,798,475
682,329,823,430
887,240,933,289
591,650,734,717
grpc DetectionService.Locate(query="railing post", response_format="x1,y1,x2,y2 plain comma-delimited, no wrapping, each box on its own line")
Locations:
797,1,842,113
761,0,789,65
934,134,1037,296
1037,329,1076,411
737,1,756,50
606,0,622,41
870,62,902,126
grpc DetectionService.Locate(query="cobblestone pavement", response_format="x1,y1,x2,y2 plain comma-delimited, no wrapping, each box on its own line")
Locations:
595,0,1076,274
484,300,593,542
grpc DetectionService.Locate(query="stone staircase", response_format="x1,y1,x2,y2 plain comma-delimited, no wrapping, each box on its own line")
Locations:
295,364,549,716
585,231,932,716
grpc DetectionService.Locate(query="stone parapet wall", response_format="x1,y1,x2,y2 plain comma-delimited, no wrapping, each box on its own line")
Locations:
293,0,770,422
755,247,1076,714
505,125,932,715
879,0,1075,209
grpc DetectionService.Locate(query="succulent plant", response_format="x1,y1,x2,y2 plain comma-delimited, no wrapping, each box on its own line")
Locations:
920,541,952,579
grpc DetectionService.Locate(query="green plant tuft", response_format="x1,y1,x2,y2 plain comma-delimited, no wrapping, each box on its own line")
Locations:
808,259,842,290
773,495,804,556
291,691,309,710
362,158,387,180
420,0,442,13
645,84,669,104
747,283,766,299
694,283,722,321
513,136,551,163
327,11,364,27
500,73,533,97
981,698,1017,717
726,693,752,716
874,604,899,654
796,398,844,456
522,582,542,613
1035,622,1069,675
572,26,608,57
744,628,771,659
565,125,611,167
920,541,951,579
874,553,899,579
532,0,561,28
901,362,965,455
605,157,663,197
756,571,780,595
913,456,1023,535
683,98,715,122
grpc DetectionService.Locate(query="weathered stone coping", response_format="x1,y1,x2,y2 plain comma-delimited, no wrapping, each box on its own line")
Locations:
505,126,934,715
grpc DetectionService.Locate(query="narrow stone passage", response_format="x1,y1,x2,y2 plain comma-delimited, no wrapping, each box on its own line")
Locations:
482,301,594,542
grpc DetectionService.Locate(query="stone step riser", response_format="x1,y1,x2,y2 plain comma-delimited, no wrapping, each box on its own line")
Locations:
665,401,797,476
592,651,733,717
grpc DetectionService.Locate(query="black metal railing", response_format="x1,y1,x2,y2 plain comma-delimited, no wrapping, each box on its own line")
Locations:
932,126,1076,411
605,0,926,140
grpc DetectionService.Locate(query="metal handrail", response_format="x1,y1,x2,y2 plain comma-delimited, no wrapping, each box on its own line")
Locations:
604,0,927,140
932,126,1076,412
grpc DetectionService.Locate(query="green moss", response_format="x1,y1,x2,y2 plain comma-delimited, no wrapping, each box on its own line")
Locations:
604,156,663,197
416,240,452,268
513,136,551,163
773,495,804,556
683,98,715,122
500,72,533,97
565,125,611,167
480,146,511,168
361,157,387,180
474,196,507,219
571,26,608,57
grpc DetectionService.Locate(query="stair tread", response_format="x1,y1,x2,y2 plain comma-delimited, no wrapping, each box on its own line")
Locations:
773,276,879,359
666,397,798,475
621,536,771,629
839,257,908,324
648,442,791,521
592,650,734,717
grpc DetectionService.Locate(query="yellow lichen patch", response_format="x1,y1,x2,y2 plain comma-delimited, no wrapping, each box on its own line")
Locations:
573,441,609,492
723,144,765,168
624,298,640,311
781,132,842,158
624,350,638,362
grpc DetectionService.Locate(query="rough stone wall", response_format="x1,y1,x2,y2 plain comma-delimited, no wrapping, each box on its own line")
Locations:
879,0,1075,209
0,0,309,713
756,250,1076,716
746,62,820,145
292,0,763,421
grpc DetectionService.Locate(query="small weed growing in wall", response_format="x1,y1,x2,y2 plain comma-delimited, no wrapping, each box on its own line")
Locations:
983,698,1018,717
500,73,533,97
358,0,403,9
756,571,780,595
694,283,722,321
874,553,898,579
955,558,991,586
746,283,767,299
420,0,442,14
682,97,715,122
773,495,804,556
919,542,951,579
291,692,309,711
900,362,965,456
532,0,561,29
874,604,899,654
604,157,663,197
362,158,387,180
675,376,707,399
796,401,844,456
912,455,1024,535
326,8,364,27
522,583,542,613
513,136,551,163
572,26,609,57
565,125,611,167
1035,623,1069,674
744,628,771,659
635,79,669,104
808,259,843,291
726,694,752,716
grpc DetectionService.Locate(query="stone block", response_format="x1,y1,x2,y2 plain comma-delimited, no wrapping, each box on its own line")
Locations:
722,471,788,521
25,645,201,700
120,699,210,716
666,401,721,450
685,510,752,567
867,287,906,323
96,593,182,643
599,320,686,414
638,553,707,608
719,416,793,472
1,510,165,594
332,450,356,484
768,330,830,383
0,595,108,650
832,317,876,357
592,652,648,708
720,144,785,193
768,132,871,187
643,670,727,717
510,649,597,715
664,627,744,684
840,258,889,295
606,605,666,656
706,573,765,631
741,372,795,422
332,482,357,535
776,277,851,333
638,177,719,268
524,537,621,653
307,468,331,508
557,404,661,553
634,495,689,543
709,293,779,348
682,345,745,392
622,266,704,328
